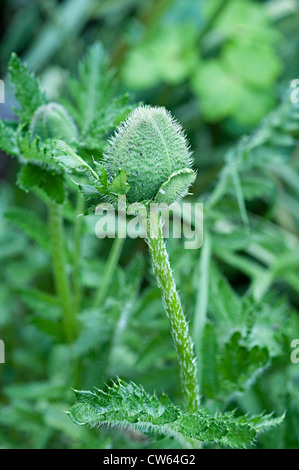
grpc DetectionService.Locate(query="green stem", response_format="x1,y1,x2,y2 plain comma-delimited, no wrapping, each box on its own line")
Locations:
95,236,125,308
73,193,84,314
146,218,200,413
193,231,211,392
48,200,76,342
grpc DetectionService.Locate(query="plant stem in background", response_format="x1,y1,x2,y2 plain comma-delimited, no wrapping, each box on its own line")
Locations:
197,0,230,49
73,192,84,314
193,231,211,392
146,217,200,413
48,200,76,342
24,0,97,71
94,236,125,308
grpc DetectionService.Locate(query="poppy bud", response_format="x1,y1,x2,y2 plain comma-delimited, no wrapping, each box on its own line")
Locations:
103,105,195,205
30,103,78,143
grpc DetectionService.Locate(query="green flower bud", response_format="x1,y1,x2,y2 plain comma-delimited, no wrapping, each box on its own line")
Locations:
30,103,78,143
103,105,195,204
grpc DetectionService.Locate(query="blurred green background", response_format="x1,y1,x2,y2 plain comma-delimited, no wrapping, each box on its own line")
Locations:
1,0,299,449
1,0,299,171
1,0,299,190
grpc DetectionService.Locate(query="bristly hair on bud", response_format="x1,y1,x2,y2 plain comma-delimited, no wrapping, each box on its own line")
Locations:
102,105,195,205
30,103,78,144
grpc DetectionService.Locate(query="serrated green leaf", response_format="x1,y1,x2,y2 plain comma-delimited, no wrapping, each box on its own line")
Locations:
77,183,102,199
68,380,283,448
64,42,112,131
8,52,47,124
81,94,135,151
236,412,286,432
17,163,65,203
218,331,269,398
237,175,275,200
69,380,180,428
18,132,58,169
0,120,19,156
54,140,99,181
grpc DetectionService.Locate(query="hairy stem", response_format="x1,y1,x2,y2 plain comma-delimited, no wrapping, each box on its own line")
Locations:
146,218,200,413
48,200,76,342
95,236,125,308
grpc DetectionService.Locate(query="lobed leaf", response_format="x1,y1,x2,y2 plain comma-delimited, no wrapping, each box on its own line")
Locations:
0,120,19,156
54,140,99,181
17,163,65,204
68,380,283,448
8,52,47,124
64,42,112,131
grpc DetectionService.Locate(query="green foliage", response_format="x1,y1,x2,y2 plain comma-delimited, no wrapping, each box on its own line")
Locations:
8,52,47,124
1,46,133,205
122,0,281,126
54,140,99,179
17,163,65,204
1,2,299,450
202,326,269,401
63,42,134,152
69,380,283,448
5,207,50,251
64,42,111,130
1,55,66,204
54,140,130,207
0,120,19,156
122,23,198,89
